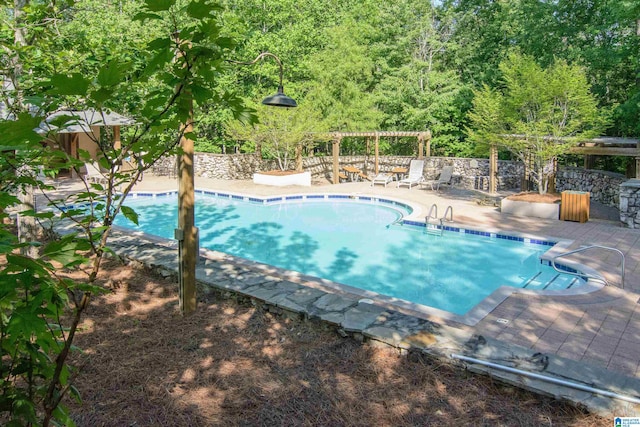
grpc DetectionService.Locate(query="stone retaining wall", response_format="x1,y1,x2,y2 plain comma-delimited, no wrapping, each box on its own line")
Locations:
151,153,623,211
556,167,625,208
154,153,525,191
619,180,640,228
305,155,525,191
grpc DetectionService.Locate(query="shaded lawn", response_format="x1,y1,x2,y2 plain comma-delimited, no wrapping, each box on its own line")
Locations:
68,259,605,426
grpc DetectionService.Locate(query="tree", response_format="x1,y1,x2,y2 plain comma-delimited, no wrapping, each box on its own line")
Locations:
304,23,383,131
467,53,609,194
0,0,254,425
227,102,329,170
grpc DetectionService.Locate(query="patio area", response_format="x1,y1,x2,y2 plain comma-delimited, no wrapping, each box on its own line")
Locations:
44,175,640,415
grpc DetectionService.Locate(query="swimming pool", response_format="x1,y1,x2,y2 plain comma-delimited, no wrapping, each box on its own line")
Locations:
114,191,586,318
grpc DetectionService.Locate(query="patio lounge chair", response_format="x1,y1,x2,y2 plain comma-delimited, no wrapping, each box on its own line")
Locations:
424,166,454,191
84,161,107,185
397,160,425,189
371,173,393,187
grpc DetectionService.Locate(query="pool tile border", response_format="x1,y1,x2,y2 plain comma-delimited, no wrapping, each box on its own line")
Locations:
126,190,558,248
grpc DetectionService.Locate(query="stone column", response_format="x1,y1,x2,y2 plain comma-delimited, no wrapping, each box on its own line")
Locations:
619,179,640,228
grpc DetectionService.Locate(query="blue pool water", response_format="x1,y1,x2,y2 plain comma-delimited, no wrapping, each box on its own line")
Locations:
114,193,579,315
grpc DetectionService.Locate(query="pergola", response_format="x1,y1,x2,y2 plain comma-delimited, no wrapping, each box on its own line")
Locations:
488,136,640,194
330,131,431,184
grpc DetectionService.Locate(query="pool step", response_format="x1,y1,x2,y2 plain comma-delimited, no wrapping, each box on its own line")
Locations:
522,270,583,291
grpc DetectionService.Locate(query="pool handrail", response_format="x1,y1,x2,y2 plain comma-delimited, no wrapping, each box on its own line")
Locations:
550,245,625,289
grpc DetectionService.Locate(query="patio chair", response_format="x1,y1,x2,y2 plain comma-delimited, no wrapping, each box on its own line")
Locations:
397,160,425,189
84,161,107,185
424,166,454,191
371,173,393,187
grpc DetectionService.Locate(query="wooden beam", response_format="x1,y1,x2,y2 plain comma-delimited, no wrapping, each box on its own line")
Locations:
177,95,197,316
113,126,121,150
569,147,640,156
425,130,431,157
490,144,497,194
374,133,379,174
332,137,340,184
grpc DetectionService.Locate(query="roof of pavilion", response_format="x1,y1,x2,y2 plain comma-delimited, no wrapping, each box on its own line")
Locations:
36,109,136,135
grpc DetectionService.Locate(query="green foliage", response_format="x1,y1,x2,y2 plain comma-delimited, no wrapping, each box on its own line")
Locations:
467,53,609,193
1,0,255,424
0,0,638,422
227,101,329,170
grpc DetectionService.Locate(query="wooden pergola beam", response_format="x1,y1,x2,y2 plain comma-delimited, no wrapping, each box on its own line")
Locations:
332,136,341,184
332,131,429,138
489,144,498,194
569,147,639,156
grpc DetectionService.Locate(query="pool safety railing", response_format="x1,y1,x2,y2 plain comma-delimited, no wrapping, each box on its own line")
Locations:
425,204,454,236
388,216,404,227
550,245,625,289
443,205,453,222
425,204,442,235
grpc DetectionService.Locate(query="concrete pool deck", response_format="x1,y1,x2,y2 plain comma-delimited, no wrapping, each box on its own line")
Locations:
43,176,640,416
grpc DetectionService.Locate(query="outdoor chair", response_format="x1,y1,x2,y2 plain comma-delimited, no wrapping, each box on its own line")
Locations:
424,166,454,191
371,173,393,187
397,160,425,189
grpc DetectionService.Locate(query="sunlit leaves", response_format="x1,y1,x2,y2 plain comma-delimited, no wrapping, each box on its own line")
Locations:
46,74,90,96
144,0,176,12
466,53,608,193
120,205,139,226
187,0,222,19
0,113,44,150
42,236,92,268
96,61,125,87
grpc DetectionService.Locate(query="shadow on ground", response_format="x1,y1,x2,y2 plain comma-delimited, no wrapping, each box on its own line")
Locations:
67,259,605,426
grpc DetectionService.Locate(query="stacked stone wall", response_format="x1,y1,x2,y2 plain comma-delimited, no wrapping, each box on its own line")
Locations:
556,167,625,208
302,155,523,191
619,180,640,227
151,153,622,210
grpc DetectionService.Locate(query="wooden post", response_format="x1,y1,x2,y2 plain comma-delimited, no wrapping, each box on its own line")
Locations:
490,144,498,194
364,136,369,174
374,133,379,174
177,95,197,316
425,130,431,157
418,133,424,159
175,33,197,316
522,151,530,191
113,125,121,150
332,136,340,184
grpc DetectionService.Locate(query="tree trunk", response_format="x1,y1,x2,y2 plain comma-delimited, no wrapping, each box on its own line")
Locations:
14,0,38,257
295,144,302,172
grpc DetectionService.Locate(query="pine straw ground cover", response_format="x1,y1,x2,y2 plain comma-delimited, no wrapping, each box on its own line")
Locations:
66,258,606,426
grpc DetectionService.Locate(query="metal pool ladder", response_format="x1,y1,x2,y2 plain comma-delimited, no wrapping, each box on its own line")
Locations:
425,204,453,236
550,245,625,289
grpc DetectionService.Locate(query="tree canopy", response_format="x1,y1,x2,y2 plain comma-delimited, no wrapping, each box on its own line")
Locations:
3,0,633,157
467,53,609,194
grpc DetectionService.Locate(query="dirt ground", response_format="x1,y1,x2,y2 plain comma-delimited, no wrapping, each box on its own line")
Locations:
62,258,610,427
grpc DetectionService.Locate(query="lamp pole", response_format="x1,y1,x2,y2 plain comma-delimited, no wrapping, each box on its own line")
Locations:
177,51,296,316
177,91,197,315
